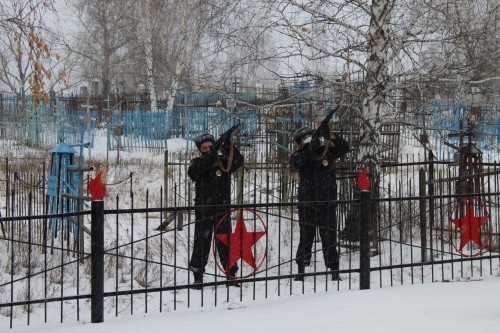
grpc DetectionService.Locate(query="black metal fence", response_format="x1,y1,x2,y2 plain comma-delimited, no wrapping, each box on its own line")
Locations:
1,157,499,329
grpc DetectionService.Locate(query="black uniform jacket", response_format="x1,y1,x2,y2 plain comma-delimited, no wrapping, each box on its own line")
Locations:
291,135,349,202
188,144,244,208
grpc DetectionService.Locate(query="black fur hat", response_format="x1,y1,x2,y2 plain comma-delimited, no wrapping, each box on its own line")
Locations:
194,133,215,150
293,127,313,144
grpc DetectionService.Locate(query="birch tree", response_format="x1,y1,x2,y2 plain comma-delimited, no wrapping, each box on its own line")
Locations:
263,0,447,174
144,0,278,108
164,1,193,111
138,0,157,110
162,0,217,111
71,0,275,111
129,0,227,111
259,0,498,241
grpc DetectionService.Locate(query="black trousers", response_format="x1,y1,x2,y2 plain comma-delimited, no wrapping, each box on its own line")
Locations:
295,201,339,269
189,208,238,276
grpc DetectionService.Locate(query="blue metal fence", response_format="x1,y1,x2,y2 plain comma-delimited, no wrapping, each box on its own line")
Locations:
2,93,500,156
420,102,500,159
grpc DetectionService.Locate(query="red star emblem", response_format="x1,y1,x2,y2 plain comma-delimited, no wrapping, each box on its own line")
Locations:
451,200,489,251
216,209,266,273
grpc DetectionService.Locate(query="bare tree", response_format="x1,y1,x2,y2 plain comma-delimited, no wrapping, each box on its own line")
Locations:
0,0,65,108
194,1,280,89
159,0,223,111
127,0,229,110
419,0,499,102
131,0,266,109
244,0,499,241
0,27,30,95
65,0,277,110
262,0,452,174
69,0,136,97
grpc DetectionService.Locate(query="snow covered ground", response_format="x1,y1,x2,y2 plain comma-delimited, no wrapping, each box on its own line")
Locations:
7,276,500,333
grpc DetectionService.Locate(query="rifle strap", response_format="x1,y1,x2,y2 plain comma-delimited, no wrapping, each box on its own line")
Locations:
315,128,332,161
217,142,234,172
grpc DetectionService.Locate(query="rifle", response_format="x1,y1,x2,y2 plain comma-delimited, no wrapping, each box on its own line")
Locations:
212,121,241,152
311,105,339,143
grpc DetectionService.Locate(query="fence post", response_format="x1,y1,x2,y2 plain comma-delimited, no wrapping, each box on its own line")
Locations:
419,167,428,262
164,150,168,208
359,188,371,290
428,151,435,262
91,200,104,323
236,169,244,205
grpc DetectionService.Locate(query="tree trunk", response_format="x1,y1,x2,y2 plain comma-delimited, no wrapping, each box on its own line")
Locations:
343,0,393,242
166,3,191,113
141,0,157,111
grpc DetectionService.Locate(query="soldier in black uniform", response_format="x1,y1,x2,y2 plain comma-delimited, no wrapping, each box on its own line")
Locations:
188,133,244,288
291,126,349,281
